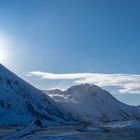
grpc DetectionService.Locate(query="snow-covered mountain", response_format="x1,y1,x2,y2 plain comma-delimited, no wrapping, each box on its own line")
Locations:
46,84,140,124
0,64,74,126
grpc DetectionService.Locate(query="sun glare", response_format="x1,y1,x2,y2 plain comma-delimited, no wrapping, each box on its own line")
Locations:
0,49,8,63
0,35,10,64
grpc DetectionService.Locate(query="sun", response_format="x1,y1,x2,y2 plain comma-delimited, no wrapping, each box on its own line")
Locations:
0,49,7,63
0,35,10,64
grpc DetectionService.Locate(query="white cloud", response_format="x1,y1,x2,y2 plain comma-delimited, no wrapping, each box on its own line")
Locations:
28,71,140,94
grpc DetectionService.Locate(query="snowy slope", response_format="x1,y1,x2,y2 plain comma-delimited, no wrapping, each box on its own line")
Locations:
46,84,140,124
0,64,74,126
102,120,140,128
137,105,140,110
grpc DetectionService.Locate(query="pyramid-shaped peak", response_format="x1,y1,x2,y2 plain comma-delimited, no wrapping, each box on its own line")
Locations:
67,83,102,93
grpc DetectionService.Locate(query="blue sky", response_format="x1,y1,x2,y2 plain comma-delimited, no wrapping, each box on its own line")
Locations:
0,0,140,105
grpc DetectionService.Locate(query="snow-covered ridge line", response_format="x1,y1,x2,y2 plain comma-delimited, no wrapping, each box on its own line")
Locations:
0,64,75,126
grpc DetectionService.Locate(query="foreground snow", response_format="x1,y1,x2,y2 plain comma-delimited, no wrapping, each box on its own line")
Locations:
102,121,140,128
1,124,96,140
1,122,140,140
77,127,107,132
20,137,94,140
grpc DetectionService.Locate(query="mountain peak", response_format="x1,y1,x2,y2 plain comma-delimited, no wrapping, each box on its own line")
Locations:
47,84,140,123
67,83,101,92
66,83,109,98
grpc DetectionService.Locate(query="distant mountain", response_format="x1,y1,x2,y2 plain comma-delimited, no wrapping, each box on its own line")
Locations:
0,64,74,126
137,105,140,109
46,84,140,124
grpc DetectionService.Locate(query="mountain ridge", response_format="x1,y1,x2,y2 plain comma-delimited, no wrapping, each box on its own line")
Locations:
0,64,74,126
46,83,140,124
